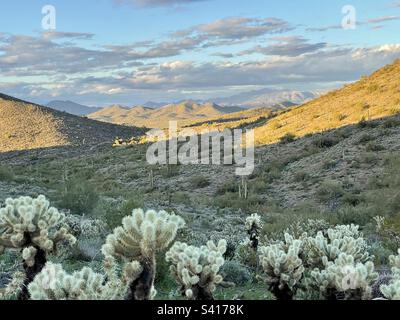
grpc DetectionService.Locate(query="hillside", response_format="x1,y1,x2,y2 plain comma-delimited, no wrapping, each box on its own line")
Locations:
254,59,400,145
47,100,101,116
0,94,145,153
88,101,244,128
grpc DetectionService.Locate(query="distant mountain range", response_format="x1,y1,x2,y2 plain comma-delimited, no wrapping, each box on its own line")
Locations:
211,89,320,108
47,100,101,116
88,101,244,128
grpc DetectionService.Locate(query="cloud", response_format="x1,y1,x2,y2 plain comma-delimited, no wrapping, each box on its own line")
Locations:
196,17,293,40
114,0,207,8
240,36,327,57
0,16,293,77
20,43,399,101
307,15,400,32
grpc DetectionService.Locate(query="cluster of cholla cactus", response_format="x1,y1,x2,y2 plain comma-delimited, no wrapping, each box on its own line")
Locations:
245,214,263,250
258,233,305,300
309,253,378,300
256,220,378,300
305,224,372,268
102,208,185,300
166,240,227,300
380,250,400,299
27,257,139,300
0,195,76,299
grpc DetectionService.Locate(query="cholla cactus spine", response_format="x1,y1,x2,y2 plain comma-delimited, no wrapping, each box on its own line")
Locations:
166,240,227,300
102,208,185,300
0,195,76,299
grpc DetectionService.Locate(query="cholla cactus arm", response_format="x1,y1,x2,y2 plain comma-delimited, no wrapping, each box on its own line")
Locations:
102,209,185,300
380,250,400,300
258,236,304,300
166,240,227,300
28,262,131,300
245,214,263,250
309,253,378,300
0,195,76,300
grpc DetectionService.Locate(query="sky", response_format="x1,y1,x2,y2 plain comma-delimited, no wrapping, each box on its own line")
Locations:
0,0,400,106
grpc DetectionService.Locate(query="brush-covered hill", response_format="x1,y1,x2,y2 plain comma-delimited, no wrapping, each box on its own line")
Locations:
88,101,244,128
0,94,145,153
254,59,400,145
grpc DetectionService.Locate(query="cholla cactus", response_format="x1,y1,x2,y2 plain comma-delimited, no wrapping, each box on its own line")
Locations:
28,259,141,300
166,240,227,300
309,253,378,300
305,224,371,269
0,272,25,300
380,250,400,300
0,195,76,299
245,214,263,250
259,234,305,300
102,208,185,300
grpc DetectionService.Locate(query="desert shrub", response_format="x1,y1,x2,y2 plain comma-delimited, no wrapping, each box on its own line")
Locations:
0,166,14,182
365,142,385,152
358,133,374,144
160,165,180,178
280,133,296,144
312,135,340,149
317,180,344,202
190,175,210,188
220,260,252,285
335,205,376,226
293,170,309,182
250,178,267,193
382,118,400,129
213,193,262,210
235,240,259,269
216,179,237,195
59,177,99,215
322,159,338,170
360,152,379,165
262,160,286,182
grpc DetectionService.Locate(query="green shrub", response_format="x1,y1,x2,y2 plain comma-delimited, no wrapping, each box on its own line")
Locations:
317,180,344,202
365,142,385,152
280,133,296,144
59,177,99,214
0,166,15,182
220,260,252,285
322,159,338,170
312,135,339,149
358,134,374,144
190,175,210,188
216,180,238,195
293,171,309,182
